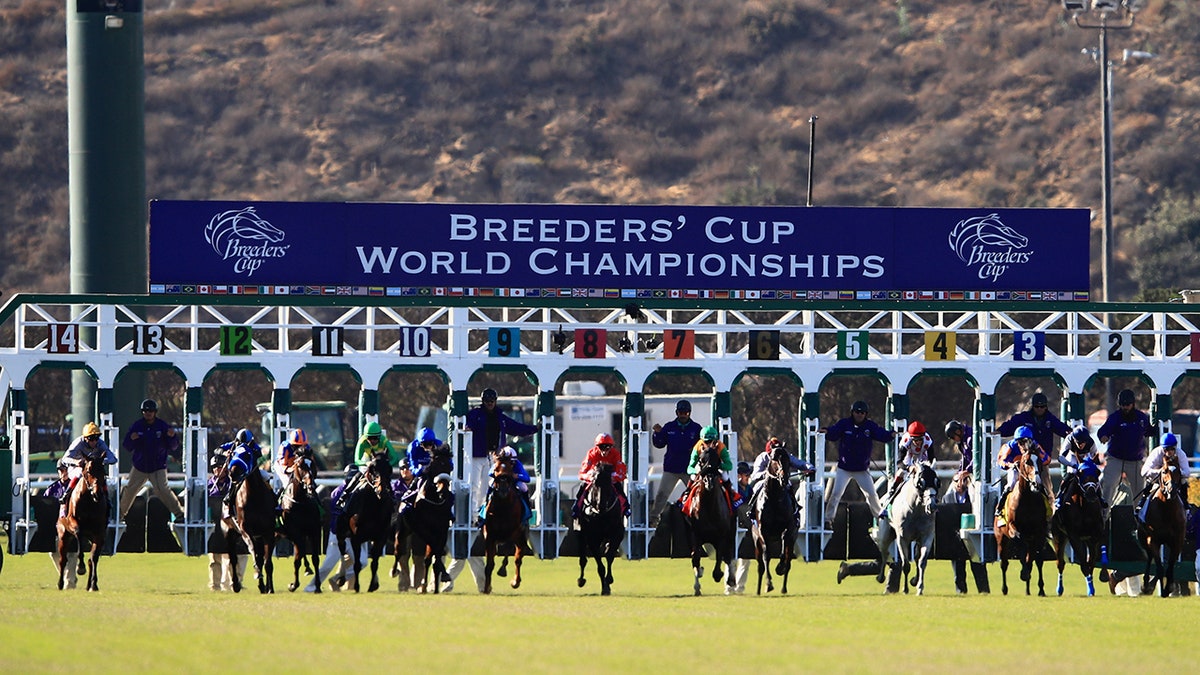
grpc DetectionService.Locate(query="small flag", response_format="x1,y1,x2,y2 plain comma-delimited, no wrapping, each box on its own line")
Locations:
150,284,165,294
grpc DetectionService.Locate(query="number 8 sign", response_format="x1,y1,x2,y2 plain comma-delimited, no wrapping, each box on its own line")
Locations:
574,328,607,359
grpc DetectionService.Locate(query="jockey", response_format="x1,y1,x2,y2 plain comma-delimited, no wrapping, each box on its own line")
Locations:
47,458,71,518
220,428,265,509
1056,426,1106,510
1135,433,1191,520
306,465,361,593
994,425,1051,518
685,425,741,510
407,426,443,479
748,437,813,525
573,433,630,518
479,446,533,524
274,428,312,487
61,422,118,504
340,421,401,508
879,422,931,518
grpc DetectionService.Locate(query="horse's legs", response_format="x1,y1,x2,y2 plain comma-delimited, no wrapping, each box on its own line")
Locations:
87,538,101,592
599,553,613,596
1034,551,1046,597
55,531,72,591
351,535,365,593
510,542,524,590
498,555,509,578
483,544,495,594
367,542,382,593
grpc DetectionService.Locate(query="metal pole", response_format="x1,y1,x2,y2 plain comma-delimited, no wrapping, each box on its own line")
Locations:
806,115,818,207
1099,22,1114,303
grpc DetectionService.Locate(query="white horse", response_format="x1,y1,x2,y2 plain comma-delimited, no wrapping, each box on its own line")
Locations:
875,462,940,595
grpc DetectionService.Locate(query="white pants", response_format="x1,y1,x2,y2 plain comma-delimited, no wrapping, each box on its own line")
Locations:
119,468,186,520
307,533,367,591
469,456,491,514
51,551,78,589
445,556,487,592
649,471,689,524
1101,458,1144,506
824,468,883,519
207,552,248,591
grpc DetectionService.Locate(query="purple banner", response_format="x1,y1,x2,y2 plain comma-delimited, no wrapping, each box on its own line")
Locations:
149,201,1090,298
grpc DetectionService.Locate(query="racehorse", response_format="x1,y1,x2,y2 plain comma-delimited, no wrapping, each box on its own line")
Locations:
576,462,626,596
994,447,1053,596
482,454,532,594
56,454,108,591
749,443,797,595
223,461,277,594
393,450,455,593
1051,460,1108,596
277,455,323,593
336,452,394,593
1137,454,1187,597
681,445,736,596
875,462,939,595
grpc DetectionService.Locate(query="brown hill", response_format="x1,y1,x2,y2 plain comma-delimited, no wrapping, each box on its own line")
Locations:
2,0,1198,298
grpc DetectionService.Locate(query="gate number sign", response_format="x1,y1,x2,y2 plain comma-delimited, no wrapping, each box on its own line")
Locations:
574,328,607,358
219,325,253,356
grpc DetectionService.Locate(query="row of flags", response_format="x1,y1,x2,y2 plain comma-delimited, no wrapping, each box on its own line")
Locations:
150,285,1090,302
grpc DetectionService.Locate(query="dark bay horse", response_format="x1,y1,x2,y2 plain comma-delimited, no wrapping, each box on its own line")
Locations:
995,447,1052,596
277,456,323,593
393,449,454,593
1052,461,1108,596
56,454,108,591
876,462,939,595
577,462,625,596
750,444,797,595
223,463,277,594
482,455,532,594
336,452,394,593
682,445,736,596
1138,455,1187,597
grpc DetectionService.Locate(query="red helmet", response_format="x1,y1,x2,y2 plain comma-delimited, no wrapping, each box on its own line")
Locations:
595,433,615,447
289,428,308,447
906,421,926,436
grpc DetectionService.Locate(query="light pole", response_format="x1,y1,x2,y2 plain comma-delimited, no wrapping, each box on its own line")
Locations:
1062,0,1142,302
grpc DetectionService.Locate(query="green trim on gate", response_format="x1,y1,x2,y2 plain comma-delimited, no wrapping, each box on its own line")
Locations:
186,387,203,415
975,394,996,484
96,388,113,416
272,389,291,416
713,391,732,420
9,389,27,411
450,390,469,417
1152,393,1171,425
358,389,379,425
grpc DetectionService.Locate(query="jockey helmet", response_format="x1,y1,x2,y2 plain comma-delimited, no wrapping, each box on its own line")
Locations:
1117,389,1135,406
944,420,963,438
1162,432,1179,448
676,399,692,413
736,461,751,475
235,428,254,445
1014,425,1034,440
289,428,308,447
498,446,518,459
209,454,226,471
140,398,158,412
1030,392,1048,408
397,457,411,470
57,458,69,471
906,421,925,436
344,465,359,481
363,421,382,438
700,425,720,442
481,388,498,403
765,436,784,452
83,421,102,438
851,400,869,413
1070,426,1092,445
594,432,615,447
418,426,439,445
434,472,452,486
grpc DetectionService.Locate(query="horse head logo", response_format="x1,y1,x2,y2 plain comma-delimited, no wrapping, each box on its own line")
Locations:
205,207,285,255
947,213,1029,264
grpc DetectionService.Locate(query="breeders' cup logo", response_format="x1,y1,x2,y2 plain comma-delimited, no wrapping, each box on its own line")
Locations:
948,213,1032,282
204,207,289,277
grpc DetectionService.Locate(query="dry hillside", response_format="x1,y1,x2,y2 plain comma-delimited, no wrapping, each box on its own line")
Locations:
2,0,1199,297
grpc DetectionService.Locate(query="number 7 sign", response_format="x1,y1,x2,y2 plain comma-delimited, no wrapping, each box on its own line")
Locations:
662,330,695,360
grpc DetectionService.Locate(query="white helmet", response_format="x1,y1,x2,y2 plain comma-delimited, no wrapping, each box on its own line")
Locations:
498,446,518,460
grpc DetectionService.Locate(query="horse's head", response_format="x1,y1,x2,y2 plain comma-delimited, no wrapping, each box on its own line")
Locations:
367,452,393,495
1017,445,1043,492
915,462,940,505
696,442,723,483
491,455,515,498
429,472,452,500
291,456,317,497
1157,463,1181,502
767,441,790,484
79,454,105,495
584,463,617,516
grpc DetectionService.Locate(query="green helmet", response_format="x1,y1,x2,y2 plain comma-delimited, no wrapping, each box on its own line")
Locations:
701,425,719,441
363,421,382,437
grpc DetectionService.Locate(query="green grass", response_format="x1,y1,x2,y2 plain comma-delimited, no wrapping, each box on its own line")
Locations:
0,538,1196,674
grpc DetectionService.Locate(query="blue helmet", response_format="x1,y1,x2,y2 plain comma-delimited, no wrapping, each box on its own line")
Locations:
1070,426,1092,445
1014,425,1034,441
235,428,254,445
417,426,440,445
1162,432,1178,448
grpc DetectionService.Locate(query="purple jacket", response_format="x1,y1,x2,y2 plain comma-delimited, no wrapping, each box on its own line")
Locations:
1097,408,1154,462
652,419,702,474
123,417,180,473
998,411,1070,455
465,406,538,458
827,418,895,472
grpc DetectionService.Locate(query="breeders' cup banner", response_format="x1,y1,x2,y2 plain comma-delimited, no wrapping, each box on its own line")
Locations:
149,201,1091,301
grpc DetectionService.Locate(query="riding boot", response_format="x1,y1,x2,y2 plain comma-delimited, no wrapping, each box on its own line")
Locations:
995,487,1011,519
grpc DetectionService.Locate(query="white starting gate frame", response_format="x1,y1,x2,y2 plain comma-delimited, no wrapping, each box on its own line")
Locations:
5,294,1200,563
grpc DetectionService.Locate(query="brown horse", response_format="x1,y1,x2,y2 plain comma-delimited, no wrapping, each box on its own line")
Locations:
56,454,108,592
576,462,625,596
1137,454,1187,597
223,463,277,593
682,445,736,596
392,449,455,593
750,444,797,595
482,455,532,594
994,446,1053,596
277,455,322,593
